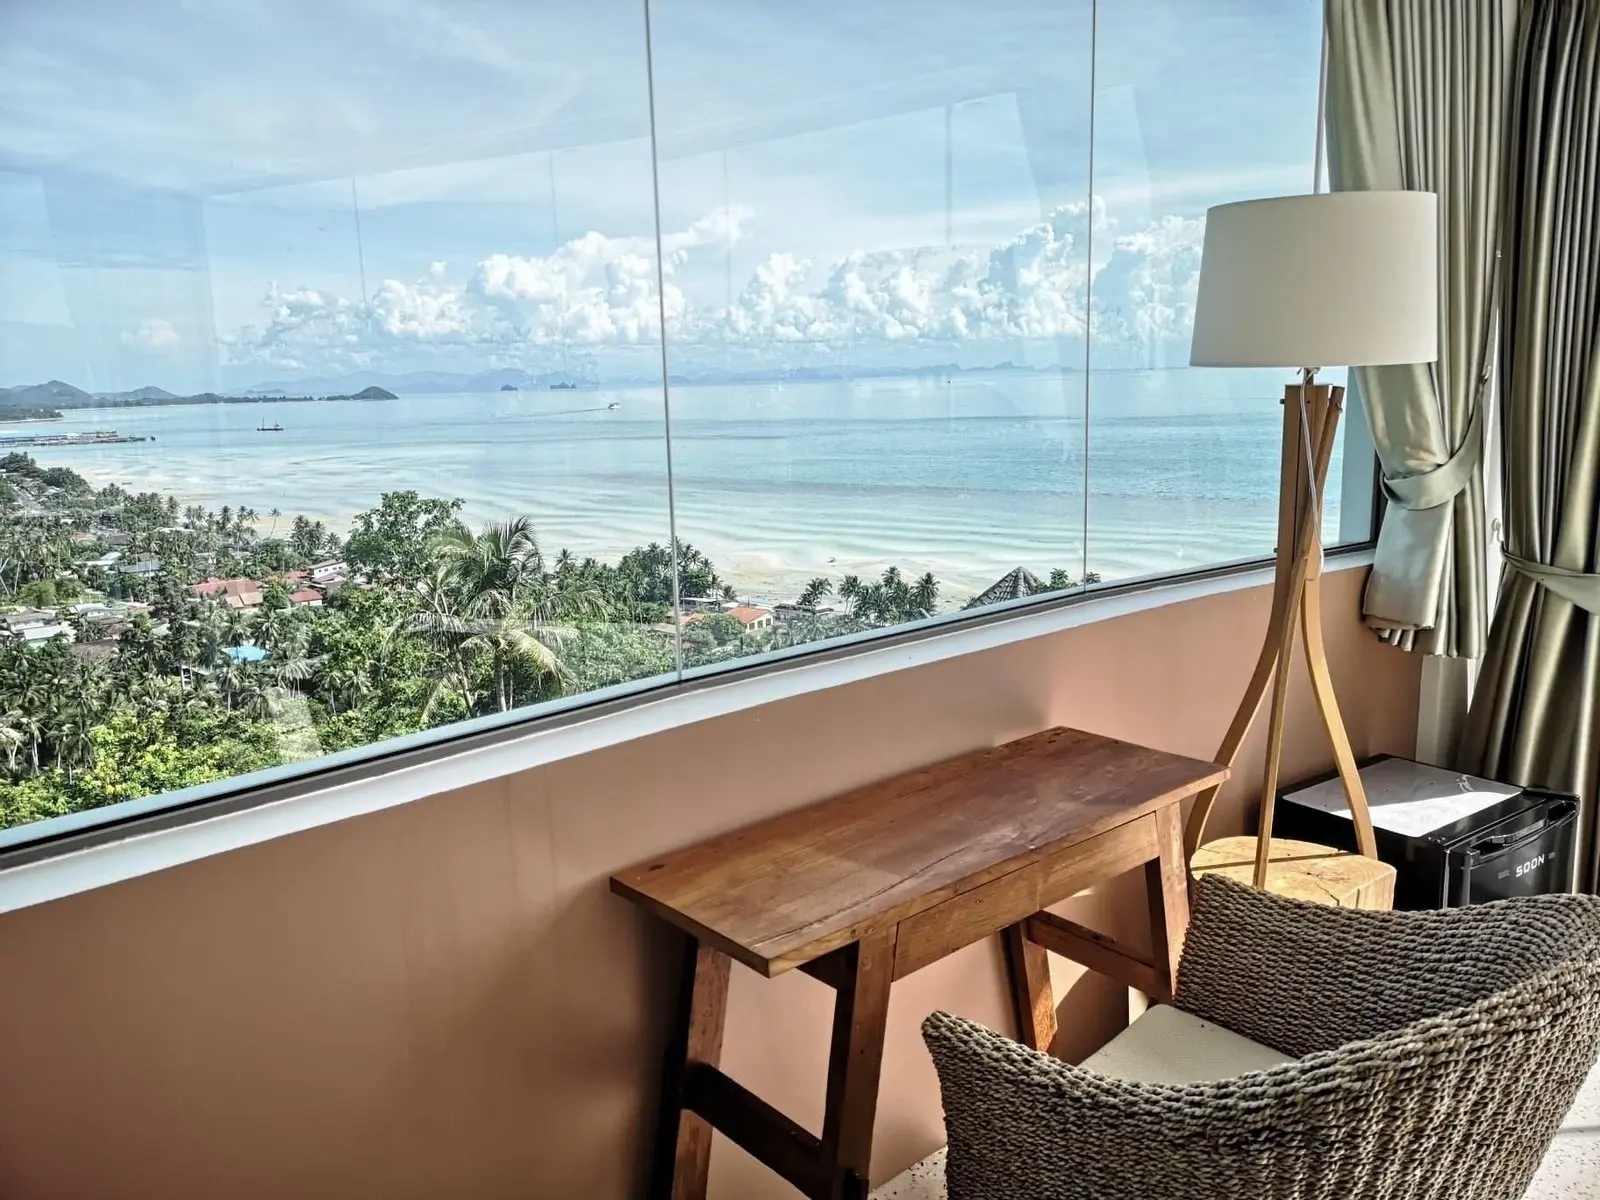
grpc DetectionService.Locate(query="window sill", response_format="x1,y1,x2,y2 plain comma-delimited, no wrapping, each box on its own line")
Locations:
0,549,1372,914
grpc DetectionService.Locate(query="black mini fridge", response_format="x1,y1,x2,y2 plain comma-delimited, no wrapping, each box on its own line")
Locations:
1275,756,1580,910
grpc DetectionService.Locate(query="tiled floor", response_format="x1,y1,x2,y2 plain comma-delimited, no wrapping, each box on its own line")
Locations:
872,1061,1600,1199
1527,1060,1600,1199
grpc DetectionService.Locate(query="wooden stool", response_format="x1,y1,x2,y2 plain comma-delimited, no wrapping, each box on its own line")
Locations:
1192,836,1395,910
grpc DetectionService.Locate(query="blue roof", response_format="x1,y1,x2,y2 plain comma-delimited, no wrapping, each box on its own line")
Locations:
227,644,268,663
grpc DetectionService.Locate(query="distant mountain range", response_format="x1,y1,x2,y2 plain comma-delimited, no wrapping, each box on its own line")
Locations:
0,360,1056,414
0,381,397,411
242,360,1053,397
245,368,599,396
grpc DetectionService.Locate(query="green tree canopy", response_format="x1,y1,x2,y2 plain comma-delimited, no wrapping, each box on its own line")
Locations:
345,491,463,586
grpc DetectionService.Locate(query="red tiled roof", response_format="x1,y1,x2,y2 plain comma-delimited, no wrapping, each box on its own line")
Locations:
728,606,772,624
288,589,321,604
192,578,265,608
193,577,261,598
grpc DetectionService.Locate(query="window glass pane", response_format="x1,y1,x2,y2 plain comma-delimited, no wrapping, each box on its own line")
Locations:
0,0,1355,852
648,1,1095,666
0,2,677,840
1084,0,1358,587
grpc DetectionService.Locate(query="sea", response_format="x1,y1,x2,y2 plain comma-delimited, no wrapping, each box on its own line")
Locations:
21,372,1346,605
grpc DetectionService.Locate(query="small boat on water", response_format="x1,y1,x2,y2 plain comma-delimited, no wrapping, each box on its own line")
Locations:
607,402,619,410
257,422,284,432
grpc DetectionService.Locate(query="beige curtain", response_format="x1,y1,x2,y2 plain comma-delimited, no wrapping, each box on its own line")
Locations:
1460,0,1600,894
1325,0,1514,657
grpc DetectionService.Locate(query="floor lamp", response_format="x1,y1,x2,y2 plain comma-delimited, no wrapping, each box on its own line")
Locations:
1183,192,1440,893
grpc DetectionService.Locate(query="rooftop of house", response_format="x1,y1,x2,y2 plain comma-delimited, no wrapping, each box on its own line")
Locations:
17,623,73,644
0,608,60,629
968,566,1047,607
193,578,265,608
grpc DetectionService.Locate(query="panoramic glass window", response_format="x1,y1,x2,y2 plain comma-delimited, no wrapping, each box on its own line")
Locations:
0,0,1367,846
648,1,1095,670
1085,0,1341,584
0,1,677,837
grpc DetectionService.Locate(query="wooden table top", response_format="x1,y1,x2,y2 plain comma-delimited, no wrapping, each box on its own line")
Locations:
611,726,1226,977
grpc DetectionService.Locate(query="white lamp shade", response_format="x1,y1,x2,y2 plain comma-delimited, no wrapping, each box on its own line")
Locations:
1189,191,1439,369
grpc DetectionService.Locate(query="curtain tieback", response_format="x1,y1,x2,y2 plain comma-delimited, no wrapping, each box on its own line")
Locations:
1503,549,1600,615
1381,402,1484,511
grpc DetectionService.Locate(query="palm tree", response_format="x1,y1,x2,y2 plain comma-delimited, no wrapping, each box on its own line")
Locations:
5,711,43,772
0,721,23,773
269,648,319,694
254,605,299,656
42,705,94,780
879,566,912,619
856,583,890,624
186,600,236,671
319,664,371,715
237,678,275,720
798,577,833,608
838,574,864,614
410,516,585,715
910,572,940,618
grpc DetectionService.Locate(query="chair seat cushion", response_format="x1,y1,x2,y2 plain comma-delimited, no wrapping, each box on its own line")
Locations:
1082,1003,1295,1085
871,1007,1296,1197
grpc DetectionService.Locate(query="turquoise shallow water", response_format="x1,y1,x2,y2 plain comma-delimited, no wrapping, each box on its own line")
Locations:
23,372,1346,602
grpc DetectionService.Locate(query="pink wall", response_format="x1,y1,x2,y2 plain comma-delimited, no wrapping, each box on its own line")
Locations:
0,566,1419,1199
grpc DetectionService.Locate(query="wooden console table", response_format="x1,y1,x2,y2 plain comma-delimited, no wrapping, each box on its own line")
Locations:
612,726,1227,1200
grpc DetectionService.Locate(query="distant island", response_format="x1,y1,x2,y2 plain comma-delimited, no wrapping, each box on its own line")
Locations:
0,381,397,413
1,359,1074,414
237,360,1061,399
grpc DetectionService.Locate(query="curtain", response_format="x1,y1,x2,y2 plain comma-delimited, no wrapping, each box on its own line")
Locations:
1460,0,1600,894
1325,0,1514,657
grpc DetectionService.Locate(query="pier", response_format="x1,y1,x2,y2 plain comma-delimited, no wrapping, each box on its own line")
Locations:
0,430,146,449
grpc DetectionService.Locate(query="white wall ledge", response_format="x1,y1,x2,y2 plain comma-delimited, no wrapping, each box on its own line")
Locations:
0,551,1372,914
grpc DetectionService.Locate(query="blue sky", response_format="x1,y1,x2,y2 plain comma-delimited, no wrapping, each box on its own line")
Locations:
0,0,1322,393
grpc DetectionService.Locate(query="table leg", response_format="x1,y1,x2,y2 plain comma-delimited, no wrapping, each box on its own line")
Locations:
1144,805,1191,1003
1001,921,1057,1052
821,929,896,1200
650,934,732,1200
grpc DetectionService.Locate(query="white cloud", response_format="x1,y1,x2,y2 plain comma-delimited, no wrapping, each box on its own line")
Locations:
221,198,1208,372
1091,214,1205,349
225,286,371,370
701,199,1112,346
122,317,182,352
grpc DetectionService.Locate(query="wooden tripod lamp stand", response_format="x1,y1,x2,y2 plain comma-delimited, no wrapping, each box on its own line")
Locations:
1183,192,1440,902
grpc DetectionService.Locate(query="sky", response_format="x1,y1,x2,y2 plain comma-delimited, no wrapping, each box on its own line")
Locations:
0,0,1323,394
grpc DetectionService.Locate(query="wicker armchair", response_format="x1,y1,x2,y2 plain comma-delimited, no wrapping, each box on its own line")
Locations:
923,875,1600,1200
